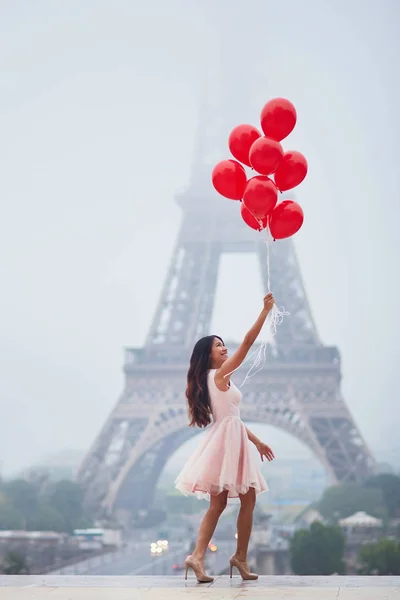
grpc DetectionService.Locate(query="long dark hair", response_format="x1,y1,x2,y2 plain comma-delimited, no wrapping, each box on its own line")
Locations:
186,335,224,428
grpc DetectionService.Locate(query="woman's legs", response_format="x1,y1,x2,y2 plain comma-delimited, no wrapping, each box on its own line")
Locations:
234,487,256,561
191,491,228,564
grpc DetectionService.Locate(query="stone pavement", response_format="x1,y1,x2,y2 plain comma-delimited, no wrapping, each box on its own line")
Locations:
0,576,399,599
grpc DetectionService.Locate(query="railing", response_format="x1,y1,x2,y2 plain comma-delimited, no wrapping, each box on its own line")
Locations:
124,344,341,368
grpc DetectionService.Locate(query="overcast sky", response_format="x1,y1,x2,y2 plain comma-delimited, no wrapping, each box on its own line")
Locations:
0,0,399,477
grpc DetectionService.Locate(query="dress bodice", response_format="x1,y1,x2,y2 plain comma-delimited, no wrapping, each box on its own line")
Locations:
207,369,242,422
175,368,268,501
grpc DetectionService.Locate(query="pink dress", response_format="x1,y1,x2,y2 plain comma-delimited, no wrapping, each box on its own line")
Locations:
175,369,268,502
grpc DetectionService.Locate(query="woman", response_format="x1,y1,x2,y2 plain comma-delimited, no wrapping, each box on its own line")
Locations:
175,293,275,582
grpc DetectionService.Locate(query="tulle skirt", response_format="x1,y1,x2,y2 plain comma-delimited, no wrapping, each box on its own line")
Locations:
175,416,268,502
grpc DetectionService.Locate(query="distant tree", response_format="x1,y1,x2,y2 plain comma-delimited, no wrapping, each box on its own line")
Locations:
290,522,346,575
153,487,168,509
373,463,395,475
358,539,400,575
2,551,29,574
318,483,387,521
0,503,24,530
48,480,84,532
133,508,167,528
27,503,66,532
3,479,38,520
146,508,167,528
164,493,199,515
73,516,94,529
253,507,271,526
0,491,10,506
364,474,400,519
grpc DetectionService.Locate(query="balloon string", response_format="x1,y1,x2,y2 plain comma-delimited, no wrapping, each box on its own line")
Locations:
224,228,289,385
266,230,271,292
261,228,289,338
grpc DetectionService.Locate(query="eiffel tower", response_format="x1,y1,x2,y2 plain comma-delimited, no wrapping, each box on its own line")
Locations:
77,26,374,519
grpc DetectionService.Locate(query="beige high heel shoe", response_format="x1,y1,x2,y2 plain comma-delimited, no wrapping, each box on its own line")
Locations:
229,555,258,580
184,556,214,583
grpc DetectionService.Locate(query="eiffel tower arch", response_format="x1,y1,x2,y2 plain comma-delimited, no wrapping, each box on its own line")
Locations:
77,23,374,517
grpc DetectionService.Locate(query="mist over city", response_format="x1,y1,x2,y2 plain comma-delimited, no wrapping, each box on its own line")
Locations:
0,0,399,593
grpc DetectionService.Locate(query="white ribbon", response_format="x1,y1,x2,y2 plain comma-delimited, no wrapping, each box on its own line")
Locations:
224,228,289,386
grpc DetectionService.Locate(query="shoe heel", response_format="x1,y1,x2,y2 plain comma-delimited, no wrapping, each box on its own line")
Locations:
229,562,233,578
185,566,189,580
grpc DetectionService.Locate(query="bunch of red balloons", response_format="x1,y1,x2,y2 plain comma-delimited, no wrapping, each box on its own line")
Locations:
211,98,307,240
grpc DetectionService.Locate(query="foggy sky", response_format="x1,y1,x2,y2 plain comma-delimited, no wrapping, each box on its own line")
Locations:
0,0,399,476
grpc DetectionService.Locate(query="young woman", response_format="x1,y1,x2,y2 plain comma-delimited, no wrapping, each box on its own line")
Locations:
175,293,275,582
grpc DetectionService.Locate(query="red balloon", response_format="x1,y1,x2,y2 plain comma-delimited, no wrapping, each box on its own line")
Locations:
249,137,283,175
260,98,297,142
240,202,268,231
212,160,247,200
274,151,308,192
229,124,261,167
269,200,304,240
243,176,278,220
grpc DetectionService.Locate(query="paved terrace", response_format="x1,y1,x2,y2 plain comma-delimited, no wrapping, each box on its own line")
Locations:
0,576,399,599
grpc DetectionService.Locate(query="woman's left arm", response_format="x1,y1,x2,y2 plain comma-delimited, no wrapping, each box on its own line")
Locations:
245,426,275,462
245,426,261,447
